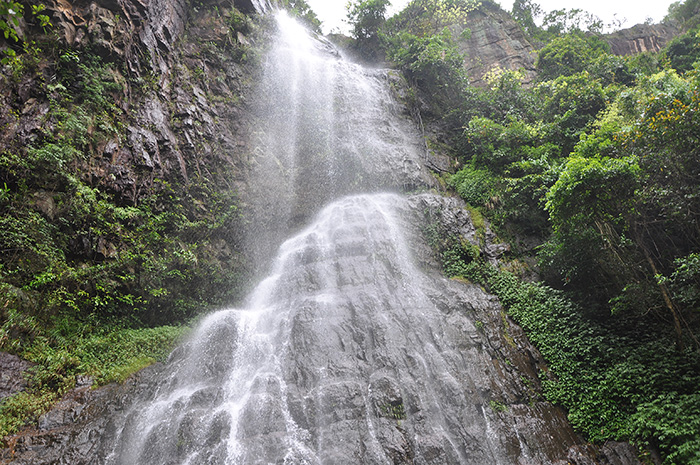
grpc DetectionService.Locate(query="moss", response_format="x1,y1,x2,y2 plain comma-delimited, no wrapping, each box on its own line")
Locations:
467,205,485,241
489,399,508,413
0,324,187,440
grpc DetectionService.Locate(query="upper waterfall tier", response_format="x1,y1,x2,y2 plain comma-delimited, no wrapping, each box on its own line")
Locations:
244,12,436,268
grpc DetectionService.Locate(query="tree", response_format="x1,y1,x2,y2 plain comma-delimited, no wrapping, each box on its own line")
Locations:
511,0,543,37
665,0,700,28
384,0,480,37
540,8,603,35
386,28,467,108
536,33,610,80
534,73,607,155
664,30,700,73
345,0,390,59
346,0,390,41
286,0,322,32
542,71,700,348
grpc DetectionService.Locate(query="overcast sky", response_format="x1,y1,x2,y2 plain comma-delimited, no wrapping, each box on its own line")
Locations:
305,0,678,34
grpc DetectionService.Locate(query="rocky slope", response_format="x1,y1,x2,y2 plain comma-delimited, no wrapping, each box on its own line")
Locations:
40,0,255,202
0,0,663,463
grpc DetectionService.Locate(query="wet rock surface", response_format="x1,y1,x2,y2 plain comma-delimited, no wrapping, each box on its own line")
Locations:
1,196,643,465
102,195,590,464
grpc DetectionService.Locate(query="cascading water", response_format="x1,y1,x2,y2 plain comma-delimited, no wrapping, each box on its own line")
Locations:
245,13,429,268
104,12,585,465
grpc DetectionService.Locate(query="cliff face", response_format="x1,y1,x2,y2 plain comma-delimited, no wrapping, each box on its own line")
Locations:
35,0,255,202
606,23,680,55
0,0,265,329
454,2,537,86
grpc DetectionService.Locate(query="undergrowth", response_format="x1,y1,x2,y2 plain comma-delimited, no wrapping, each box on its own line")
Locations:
440,241,700,464
0,324,187,440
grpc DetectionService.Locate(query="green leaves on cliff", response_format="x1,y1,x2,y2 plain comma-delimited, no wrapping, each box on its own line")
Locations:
0,322,186,440
0,0,23,41
0,10,250,439
0,1,50,41
383,0,481,37
377,1,700,459
386,28,466,107
434,236,700,464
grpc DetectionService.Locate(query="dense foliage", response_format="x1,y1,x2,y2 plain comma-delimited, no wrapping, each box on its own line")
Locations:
346,0,390,58
344,0,700,462
0,0,254,440
438,238,700,464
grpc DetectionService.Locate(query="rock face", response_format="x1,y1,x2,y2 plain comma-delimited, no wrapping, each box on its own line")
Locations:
0,354,32,401
0,0,257,206
0,1,650,464
606,23,680,55
451,3,679,86
0,365,165,465
454,1,537,86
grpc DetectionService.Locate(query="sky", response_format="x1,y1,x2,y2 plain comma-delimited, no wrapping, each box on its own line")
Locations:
305,0,679,34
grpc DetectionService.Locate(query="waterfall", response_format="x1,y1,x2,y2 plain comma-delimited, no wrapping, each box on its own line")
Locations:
104,12,584,465
245,12,428,268
251,0,272,14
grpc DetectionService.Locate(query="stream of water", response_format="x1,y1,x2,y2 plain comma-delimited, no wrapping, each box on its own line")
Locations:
104,12,583,465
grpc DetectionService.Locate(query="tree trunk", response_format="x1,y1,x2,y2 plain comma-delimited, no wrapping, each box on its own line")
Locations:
634,225,685,350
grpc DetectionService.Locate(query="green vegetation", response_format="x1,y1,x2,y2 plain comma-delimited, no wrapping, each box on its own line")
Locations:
1,0,699,461
0,1,253,441
0,324,186,439
379,401,407,421
343,0,700,462
346,0,390,59
0,1,50,45
440,243,700,464
489,399,508,413
281,0,321,32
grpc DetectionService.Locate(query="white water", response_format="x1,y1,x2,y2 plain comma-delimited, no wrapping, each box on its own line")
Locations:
105,12,582,465
245,12,427,268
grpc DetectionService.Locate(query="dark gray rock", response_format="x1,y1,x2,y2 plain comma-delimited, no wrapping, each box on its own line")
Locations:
0,353,32,401
0,364,165,465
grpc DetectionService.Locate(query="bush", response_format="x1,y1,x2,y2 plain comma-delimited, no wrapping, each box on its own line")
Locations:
450,165,497,206
444,247,700,462
536,33,609,80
